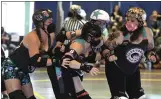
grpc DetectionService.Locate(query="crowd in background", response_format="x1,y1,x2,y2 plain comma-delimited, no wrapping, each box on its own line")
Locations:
1,4,161,69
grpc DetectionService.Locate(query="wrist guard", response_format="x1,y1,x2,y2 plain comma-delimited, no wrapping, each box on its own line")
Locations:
70,31,76,38
80,63,93,73
61,49,79,68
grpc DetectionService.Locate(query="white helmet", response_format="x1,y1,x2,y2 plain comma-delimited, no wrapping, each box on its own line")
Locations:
142,13,147,21
70,4,81,12
90,9,110,23
79,9,87,19
69,4,86,19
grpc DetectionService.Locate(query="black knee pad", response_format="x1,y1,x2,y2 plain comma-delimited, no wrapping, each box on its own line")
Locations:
76,90,91,99
9,90,27,99
28,95,36,99
1,76,6,92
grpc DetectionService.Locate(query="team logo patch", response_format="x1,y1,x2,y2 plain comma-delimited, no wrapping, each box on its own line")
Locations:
126,48,144,63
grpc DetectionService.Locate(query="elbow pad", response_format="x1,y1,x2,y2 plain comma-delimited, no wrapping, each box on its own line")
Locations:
101,44,113,59
30,51,50,67
39,51,51,67
29,54,40,67
61,49,79,67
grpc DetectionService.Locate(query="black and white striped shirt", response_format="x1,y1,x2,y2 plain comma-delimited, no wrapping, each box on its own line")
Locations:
63,17,86,31
63,17,86,45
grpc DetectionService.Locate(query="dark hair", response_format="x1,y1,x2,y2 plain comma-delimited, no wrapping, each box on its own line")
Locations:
112,5,122,16
121,25,144,42
35,26,43,51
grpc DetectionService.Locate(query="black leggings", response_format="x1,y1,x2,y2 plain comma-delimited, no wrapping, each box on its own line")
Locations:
105,63,145,99
47,66,63,99
47,66,73,99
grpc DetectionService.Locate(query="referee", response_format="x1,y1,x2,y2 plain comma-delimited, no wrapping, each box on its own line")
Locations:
63,4,87,45
47,4,87,99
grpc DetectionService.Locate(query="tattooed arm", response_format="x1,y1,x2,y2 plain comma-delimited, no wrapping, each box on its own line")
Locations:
144,27,157,63
102,30,123,62
104,30,124,50
145,27,154,50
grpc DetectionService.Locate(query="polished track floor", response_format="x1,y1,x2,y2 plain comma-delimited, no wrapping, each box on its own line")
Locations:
30,68,161,99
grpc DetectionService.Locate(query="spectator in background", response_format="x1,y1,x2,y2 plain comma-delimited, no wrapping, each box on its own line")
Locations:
155,28,161,52
110,5,123,31
63,4,87,45
1,27,11,50
151,49,161,69
148,10,161,39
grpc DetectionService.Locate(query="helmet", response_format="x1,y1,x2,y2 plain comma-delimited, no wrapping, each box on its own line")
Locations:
69,4,81,16
69,4,86,19
90,9,110,32
79,9,87,19
32,9,53,27
81,22,102,45
90,9,110,23
70,4,81,12
126,7,147,27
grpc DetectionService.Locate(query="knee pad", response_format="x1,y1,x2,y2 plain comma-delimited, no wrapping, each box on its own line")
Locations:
76,90,91,99
9,90,27,99
28,95,36,99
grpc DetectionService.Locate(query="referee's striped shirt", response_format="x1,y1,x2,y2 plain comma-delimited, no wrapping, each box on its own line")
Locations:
63,17,87,45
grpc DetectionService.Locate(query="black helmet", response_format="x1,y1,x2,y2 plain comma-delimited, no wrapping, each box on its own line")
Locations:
32,9,53,27
81,22,102,45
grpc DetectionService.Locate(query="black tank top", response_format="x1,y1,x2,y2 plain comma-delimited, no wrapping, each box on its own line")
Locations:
9,33,52,73
113,28,148,75
9,43,33,73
